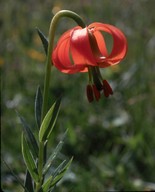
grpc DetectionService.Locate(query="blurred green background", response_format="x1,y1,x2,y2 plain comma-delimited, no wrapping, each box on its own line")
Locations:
1,0,155,191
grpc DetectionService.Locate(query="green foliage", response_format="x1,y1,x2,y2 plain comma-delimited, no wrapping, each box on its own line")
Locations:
36,28,49,55
1,7,72,189
20,91,70,191
39,97,61,142
22,134,39,183
35,86,43,129
43,130,67,175
18,112,39,159
24,170,34,192
42,158,73,192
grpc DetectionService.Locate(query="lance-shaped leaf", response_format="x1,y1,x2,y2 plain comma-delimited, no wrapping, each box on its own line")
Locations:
2,159,29,192
42,157,73,192
17,112,39,159
50,157,73,189
39,98,61,142
22,134,39,183
24,170,34,192
35,86,43,129
37,28,48,55
43,130,67,175
42,176,53,192
43,141,63,175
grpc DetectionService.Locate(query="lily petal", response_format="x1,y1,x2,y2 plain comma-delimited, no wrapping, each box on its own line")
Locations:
70,28,97,66
89,29,109,59
52,27,88,73
89,22,127,67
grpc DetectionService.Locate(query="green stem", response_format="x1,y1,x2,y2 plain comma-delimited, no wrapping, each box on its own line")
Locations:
36,10,86,192
38,142,44,178
41,10,86,121
35,142,44,192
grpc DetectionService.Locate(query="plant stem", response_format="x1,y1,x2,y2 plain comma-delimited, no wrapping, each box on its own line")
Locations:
36,10,86,192
41,10,86,121
35,141,44,192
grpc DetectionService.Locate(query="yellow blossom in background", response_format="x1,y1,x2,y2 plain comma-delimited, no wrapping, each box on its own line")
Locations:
52,3,62,15
33,33,43,47
0,57,4,66
27,48,46,62
111,65,121,72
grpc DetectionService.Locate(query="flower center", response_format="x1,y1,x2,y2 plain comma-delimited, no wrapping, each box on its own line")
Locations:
86,67,113,102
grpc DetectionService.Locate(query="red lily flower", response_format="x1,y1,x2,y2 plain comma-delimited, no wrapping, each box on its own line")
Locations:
52,22,127,102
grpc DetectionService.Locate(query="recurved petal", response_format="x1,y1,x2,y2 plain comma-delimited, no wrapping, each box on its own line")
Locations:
89,22,127,66
90,30,108,58
52,27,88,73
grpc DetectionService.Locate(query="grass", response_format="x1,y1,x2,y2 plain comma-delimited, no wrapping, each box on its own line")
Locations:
1,0,155,191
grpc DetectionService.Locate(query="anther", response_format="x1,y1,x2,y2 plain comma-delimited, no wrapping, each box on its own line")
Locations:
86,84,94,102
102,80,113,97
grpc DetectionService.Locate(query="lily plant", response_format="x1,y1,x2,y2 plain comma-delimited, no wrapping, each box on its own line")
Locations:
3,10,127,192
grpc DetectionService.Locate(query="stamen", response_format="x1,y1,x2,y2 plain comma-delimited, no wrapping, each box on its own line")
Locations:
92,67,103,91
86,84,94,102
102,80,113,97
92,84,101,101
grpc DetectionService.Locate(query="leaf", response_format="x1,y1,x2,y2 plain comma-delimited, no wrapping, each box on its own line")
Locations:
50,185,56,192
43,130,67,175
24,170,34,192
37,28,48,55
17,112,39,159
43,141,63,174
39,98,61,142
2,159,29,192
42,176,53,192
22,134,39,183
50,157,73,190
42,157,73,192
35,86,43,129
